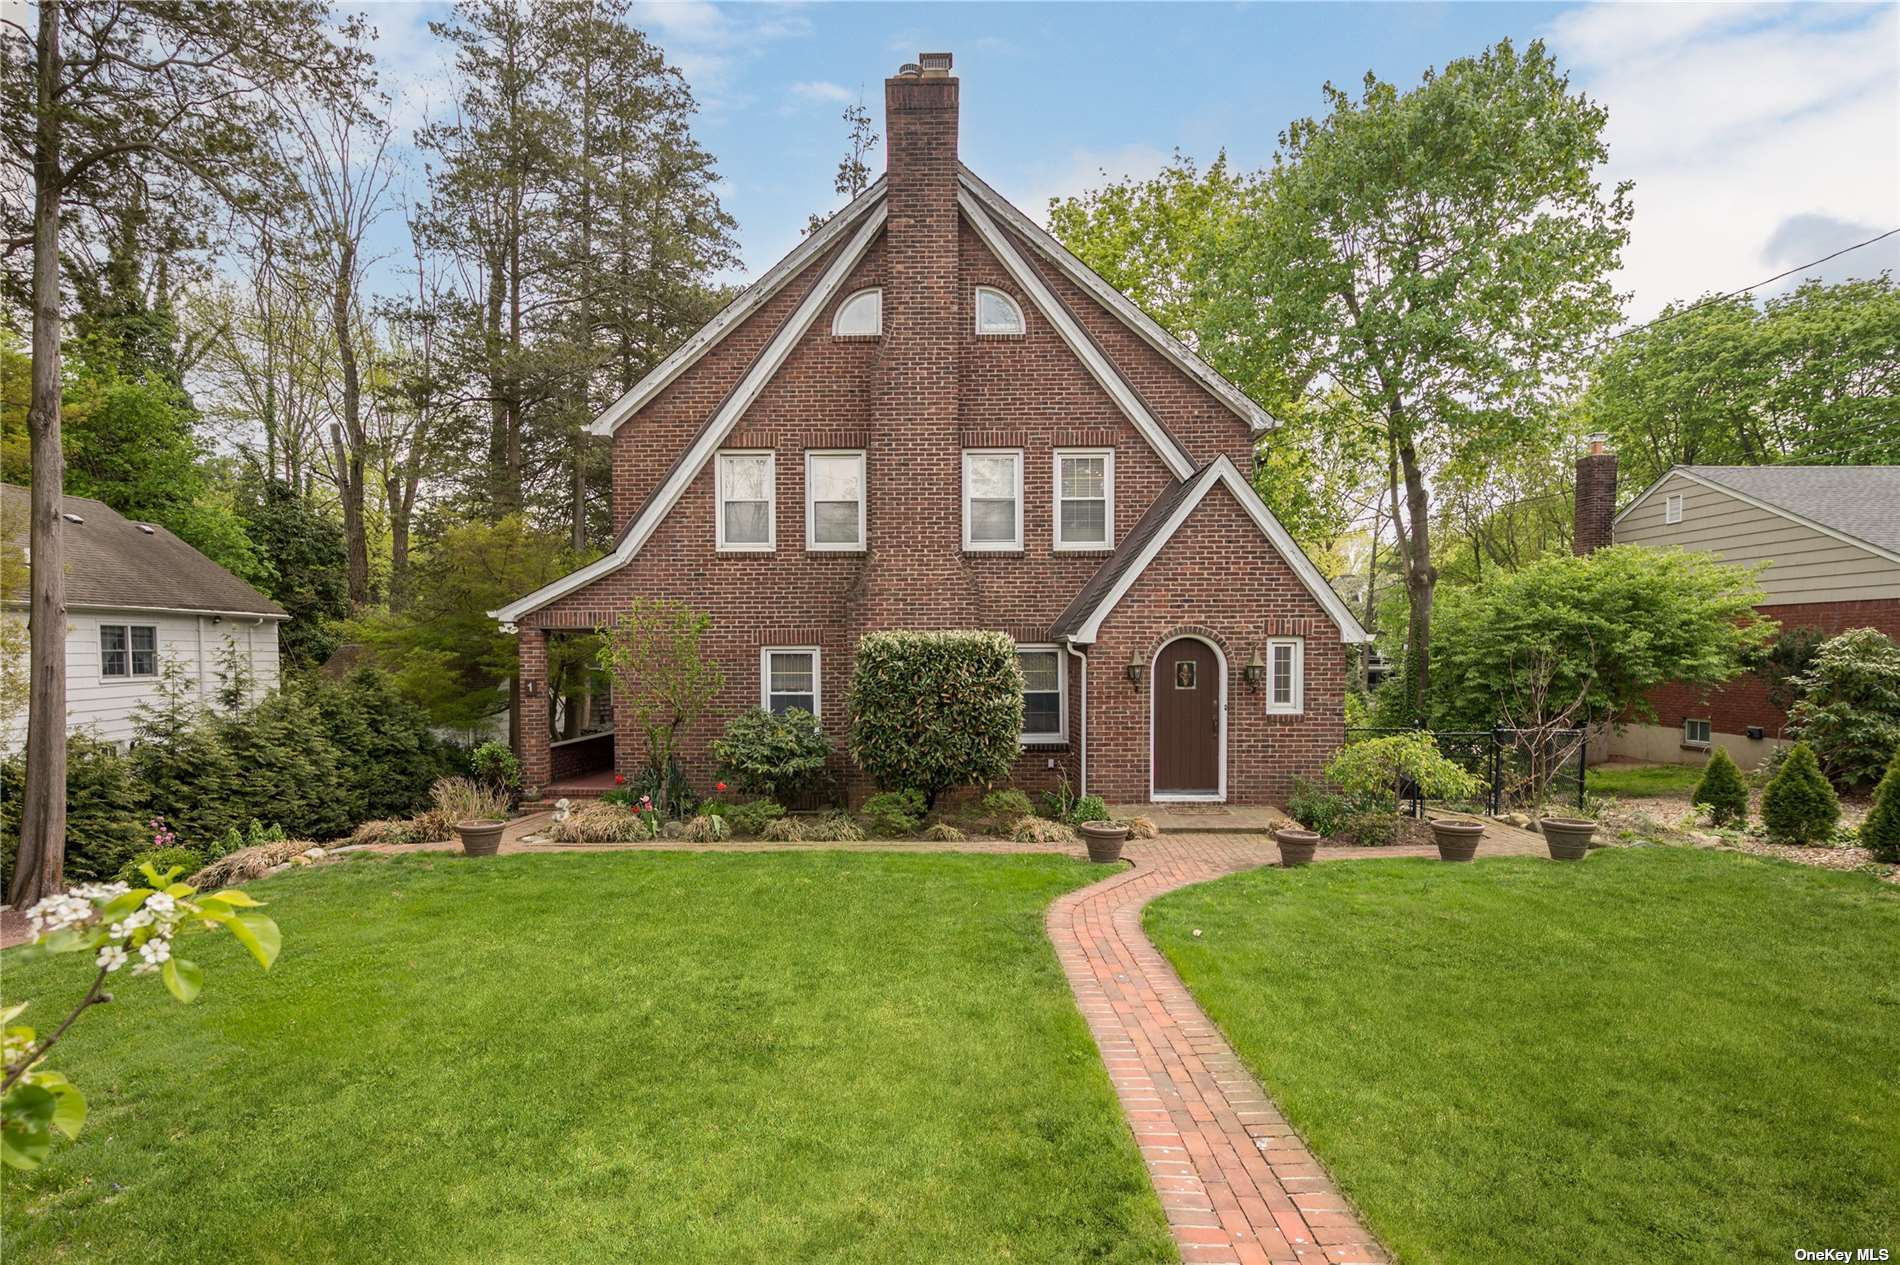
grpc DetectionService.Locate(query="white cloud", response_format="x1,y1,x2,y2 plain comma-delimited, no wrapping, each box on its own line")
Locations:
1547,2,1899,321
790,80,856,105
626,0,813,114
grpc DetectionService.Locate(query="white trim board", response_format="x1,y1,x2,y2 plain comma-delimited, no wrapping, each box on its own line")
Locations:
491,202,890,625
958,187,1197,481
588,180,889,438
1067,456,1374,644
1613,466,1900,567
958,166,1275,435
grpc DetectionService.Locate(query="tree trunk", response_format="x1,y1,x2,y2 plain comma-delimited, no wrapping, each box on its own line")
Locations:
331,240,369,606
1395,436,1436,717
13,0,67,908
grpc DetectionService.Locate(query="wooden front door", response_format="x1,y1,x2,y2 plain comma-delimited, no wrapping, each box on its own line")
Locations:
1153,638,1221,797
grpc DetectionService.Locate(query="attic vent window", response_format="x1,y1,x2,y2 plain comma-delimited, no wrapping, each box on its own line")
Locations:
975,286,1025,336
1664,493,1683,525
61,512,84,524
832,288,881,337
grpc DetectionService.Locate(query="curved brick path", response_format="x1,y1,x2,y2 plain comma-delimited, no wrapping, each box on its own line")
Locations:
1050,836,1392,1265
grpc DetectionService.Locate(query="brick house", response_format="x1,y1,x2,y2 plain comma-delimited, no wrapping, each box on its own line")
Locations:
492,53,1370,805
1575,449,1900,769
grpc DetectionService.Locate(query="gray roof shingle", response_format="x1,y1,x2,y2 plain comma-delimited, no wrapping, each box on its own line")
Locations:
1,485,285,617
1681,466,1900,557
1049,463,1221,640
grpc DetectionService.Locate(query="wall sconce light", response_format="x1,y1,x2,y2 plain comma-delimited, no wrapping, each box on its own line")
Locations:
1244,644,1266,693
1125,654,1144,687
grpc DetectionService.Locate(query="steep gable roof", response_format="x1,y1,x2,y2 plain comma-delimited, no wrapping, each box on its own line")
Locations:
1049,457,1372,644
1,485,285,618
1615,465,1900,564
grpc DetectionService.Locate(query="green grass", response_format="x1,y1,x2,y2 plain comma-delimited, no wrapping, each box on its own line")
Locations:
1588,761,1705,797
3,852,1175,1265
1146,847,1900,1265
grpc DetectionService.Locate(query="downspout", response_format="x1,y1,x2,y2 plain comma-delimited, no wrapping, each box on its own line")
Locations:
1064,638,1088,798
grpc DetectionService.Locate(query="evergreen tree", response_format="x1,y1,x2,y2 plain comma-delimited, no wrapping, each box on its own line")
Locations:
1862,753,1900,865
240,478,349,667
1692,747,1749,826
1759,742,1841,845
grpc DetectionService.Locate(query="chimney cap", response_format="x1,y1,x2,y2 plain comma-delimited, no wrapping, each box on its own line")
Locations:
896,62,921,78
1584,431,1611,456
918,52,953,77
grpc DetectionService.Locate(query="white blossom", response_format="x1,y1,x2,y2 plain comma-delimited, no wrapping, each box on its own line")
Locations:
137,937,172,968
97,944,128,972
144,891,177,917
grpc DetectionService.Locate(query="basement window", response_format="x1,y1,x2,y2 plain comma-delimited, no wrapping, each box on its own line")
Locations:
974,286,1025,336
832,288,881,337
1684,718,1712,747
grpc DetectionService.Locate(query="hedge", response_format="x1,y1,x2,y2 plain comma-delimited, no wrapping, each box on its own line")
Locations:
847,631,1023,802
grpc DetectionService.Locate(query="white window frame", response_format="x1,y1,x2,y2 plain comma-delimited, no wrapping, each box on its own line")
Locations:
831,287,882,337
760,646,821,718
1664,493,1683,525
1015,643,1068,744
100,623,159,679
1053,448,1115,551
962,448,1024,552
715,450,776,552
1684,718,1712,747
804,449,866,552
1264,637,1304,715
974,285,1025,336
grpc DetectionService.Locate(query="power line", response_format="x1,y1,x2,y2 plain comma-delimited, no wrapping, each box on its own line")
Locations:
1597,225,1900,353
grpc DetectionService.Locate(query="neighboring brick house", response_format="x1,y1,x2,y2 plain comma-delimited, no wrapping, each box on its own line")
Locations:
492,53,1370,805
1574,452,1900,769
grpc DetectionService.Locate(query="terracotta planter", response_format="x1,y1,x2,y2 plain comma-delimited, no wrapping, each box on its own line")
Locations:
1429,818,1486,862
455,820,506,857
1539,817,1597,861
1272,826,1319,867
1079,820,1129,864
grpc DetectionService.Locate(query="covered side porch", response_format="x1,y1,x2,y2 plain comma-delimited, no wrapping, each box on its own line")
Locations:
514,624,615,799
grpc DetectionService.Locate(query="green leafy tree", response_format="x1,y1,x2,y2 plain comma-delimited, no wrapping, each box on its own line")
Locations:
595,599,724,818
238,479,348,668
1862,753,1900,864
1692,748,1749,826
1759,742,1840,845
1786,627,1900,790
847,632,1023,805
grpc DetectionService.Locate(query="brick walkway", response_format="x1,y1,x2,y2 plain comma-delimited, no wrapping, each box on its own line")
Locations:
1052,836,1393,1265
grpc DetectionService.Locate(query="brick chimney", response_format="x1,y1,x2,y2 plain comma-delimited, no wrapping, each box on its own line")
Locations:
1574,433,1617,555
855,52,972,629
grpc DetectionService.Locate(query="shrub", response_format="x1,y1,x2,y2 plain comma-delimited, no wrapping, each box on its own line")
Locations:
1326,733,1482,805
470,741,523,802
859,789,926,836
1691,747,1749,825
1124,814,1159,840
1759,742,1841,844
848,631,1022,802
712,708,832,803
116,846,204,886
1287,775,1353,837
544,802,654,844
802,813,864,843
1011,816,1078,845
347,818,424,847
1787,627,1900,789
1040,774,1079,823
0,734,146,888
1862,753,1900,864
683,814,730,843
188,839,316,886
1070,793,1110,825
761,816,805,842
1341,809,1402,846
978,789,1035,832
920,822,966,842
723,799,786,837
431,777,510,824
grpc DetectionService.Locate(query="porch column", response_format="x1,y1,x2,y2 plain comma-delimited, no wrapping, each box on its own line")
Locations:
518,626,551,796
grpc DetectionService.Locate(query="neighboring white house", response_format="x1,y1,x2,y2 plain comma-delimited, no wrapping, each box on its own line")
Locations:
2,485,288,751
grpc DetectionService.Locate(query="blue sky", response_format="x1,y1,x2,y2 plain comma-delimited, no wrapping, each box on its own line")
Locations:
366,1,1899,322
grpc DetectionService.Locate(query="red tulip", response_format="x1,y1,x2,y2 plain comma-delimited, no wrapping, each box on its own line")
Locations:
715,781,728,793
613,774,625,785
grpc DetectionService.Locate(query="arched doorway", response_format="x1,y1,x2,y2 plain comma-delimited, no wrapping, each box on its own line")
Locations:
1151,636,1225,800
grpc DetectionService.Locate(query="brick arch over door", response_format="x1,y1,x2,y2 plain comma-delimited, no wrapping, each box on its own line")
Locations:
1150,633,1227,801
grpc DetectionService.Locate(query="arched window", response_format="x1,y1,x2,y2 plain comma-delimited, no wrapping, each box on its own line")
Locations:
832,288,881,336
974,286,1025,335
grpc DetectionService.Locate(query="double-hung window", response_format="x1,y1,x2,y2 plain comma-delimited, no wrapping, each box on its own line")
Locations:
805,451,865,550
1054,449,1113,549
717,451,775,550
963,449,1023,551
1016,644,1067,743
101,624,158,679
1264,637,1303,714
761,647,819,717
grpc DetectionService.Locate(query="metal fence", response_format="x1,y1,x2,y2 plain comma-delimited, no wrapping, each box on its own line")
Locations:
1343,725,1587,816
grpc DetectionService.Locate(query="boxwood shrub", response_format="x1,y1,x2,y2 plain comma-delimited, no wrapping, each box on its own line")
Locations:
1760,741,1840,844
848,632,1023,803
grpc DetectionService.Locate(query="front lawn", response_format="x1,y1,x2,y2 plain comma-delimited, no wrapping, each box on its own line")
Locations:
1588,760,1705,797
4,852,1174,1265
1146,847,1900,1265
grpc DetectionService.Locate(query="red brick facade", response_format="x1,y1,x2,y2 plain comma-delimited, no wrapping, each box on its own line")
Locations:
509,60,1357,805
1645,597,1900,738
